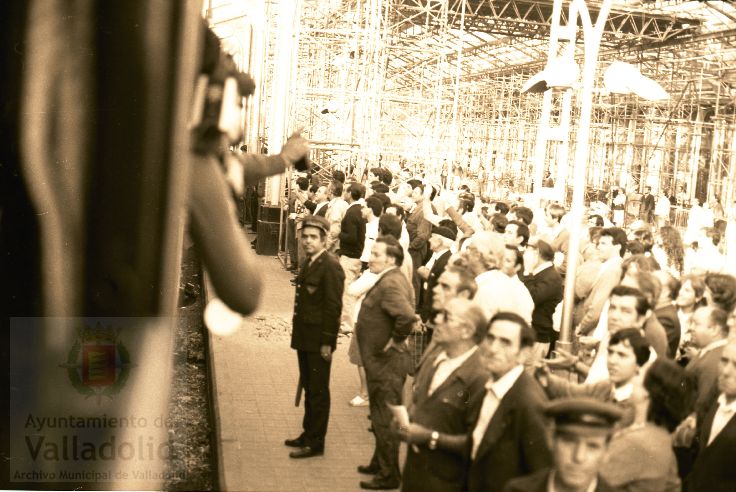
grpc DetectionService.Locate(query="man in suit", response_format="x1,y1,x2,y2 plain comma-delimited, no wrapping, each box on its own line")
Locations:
503,398,623,492
467,312,552,492
417,225,456,325
674,306,730,475
687,340,736,491
311,184,329,217
286,216,345,458
356,236,418,490
397,298,489,492
521,238,563,361
338,182,367,334
686,306,730,416
653,270,681,358
406,180,432,298
640,186,655,224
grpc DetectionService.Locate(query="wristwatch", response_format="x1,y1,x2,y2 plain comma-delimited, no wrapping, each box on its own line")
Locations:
428,431,439,450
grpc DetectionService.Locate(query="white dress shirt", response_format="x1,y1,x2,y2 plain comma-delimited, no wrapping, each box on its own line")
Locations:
428,346,478,396
708,393,736,446
612,382,634,402
471,365,524,459
360,218,379,263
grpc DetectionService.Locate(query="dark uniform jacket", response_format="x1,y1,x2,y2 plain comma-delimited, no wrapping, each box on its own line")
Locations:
503,469,617,492
521,264,563,343
337,202,365,259
686,396,736,491
356,267,416,370
467,372,552,492
419,250,452,323
402,346,488,492
291,250,345,352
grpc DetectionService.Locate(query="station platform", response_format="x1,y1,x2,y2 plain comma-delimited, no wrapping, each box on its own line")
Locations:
209,244,382,491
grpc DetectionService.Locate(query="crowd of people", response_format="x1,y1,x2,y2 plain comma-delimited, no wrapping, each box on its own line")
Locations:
282,165,736,491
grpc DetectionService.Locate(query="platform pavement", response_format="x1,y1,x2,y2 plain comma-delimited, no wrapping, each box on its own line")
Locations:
209,244,408,491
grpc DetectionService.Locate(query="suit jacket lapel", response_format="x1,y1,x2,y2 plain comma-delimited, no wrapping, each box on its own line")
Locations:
700,402,717,447
425,350,480,404
412,346,443,409
431,251,451,277
702,407,736,451
474,375,522,461
364,267,397,299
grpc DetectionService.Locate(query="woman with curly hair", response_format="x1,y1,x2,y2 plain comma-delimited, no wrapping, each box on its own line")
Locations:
600,358,691,491
704,273,736,313
653,225,685,277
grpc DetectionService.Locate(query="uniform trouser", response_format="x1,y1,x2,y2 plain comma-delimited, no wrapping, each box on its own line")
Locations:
296,225,306,268
339,256,363,332
365,348,412,482
297,350,332,449
288,218,298,266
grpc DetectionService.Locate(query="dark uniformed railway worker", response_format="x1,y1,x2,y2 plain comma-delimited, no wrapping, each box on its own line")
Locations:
503,398,623,492
285,215,345,458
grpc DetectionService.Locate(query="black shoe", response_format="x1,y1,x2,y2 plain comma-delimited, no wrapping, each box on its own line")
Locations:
289,446,324,459
284,437,305,448
360,478,400,490
357,464,380,475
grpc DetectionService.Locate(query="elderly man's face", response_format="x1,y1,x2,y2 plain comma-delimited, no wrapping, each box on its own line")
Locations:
434,299,471,345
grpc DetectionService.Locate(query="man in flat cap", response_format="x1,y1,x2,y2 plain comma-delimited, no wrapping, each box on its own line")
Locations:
503,397,623,492
286,215,345,458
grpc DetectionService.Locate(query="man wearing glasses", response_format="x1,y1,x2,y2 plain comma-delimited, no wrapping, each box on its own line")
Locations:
397,298,489,491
